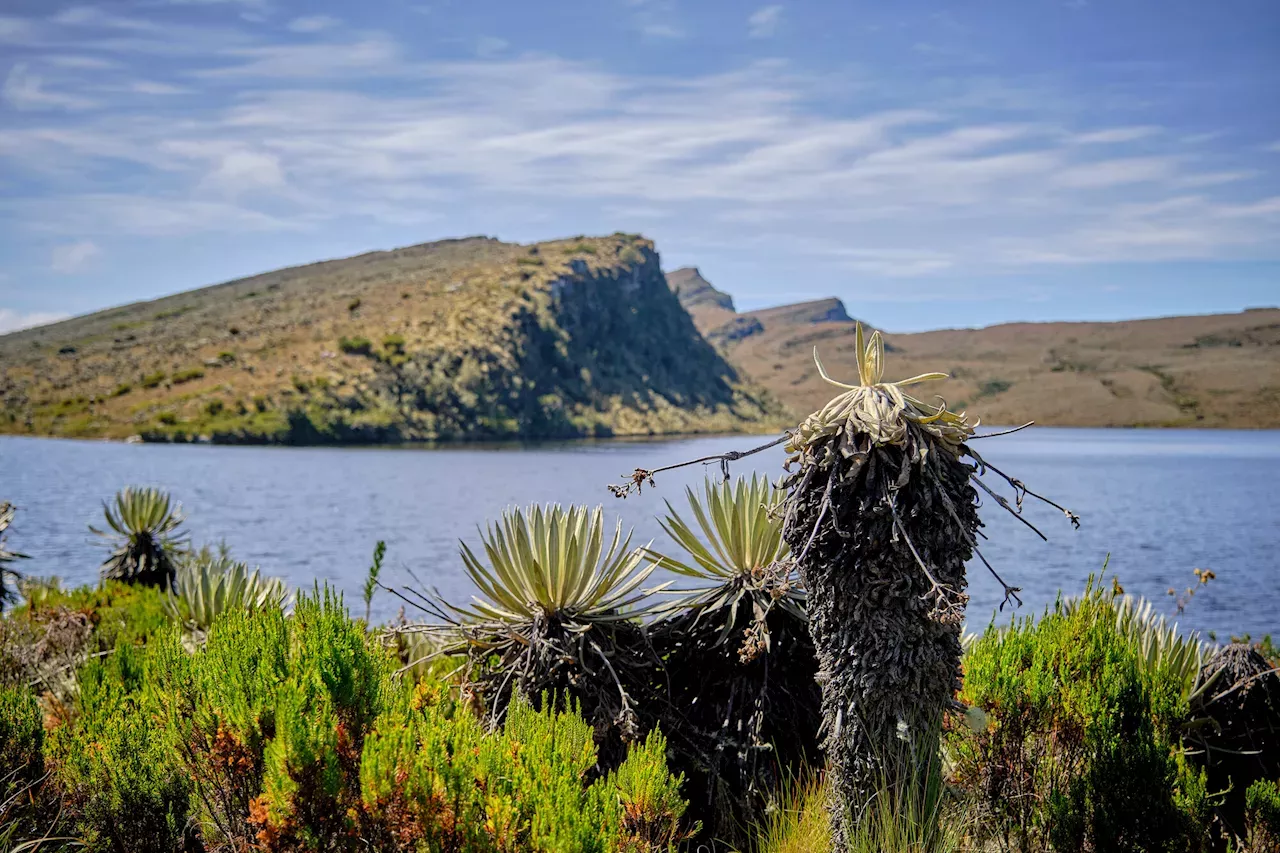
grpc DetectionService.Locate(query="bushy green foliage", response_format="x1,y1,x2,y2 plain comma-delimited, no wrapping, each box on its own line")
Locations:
1244,779,1280,851
1,685,44,814
7,573,692,851
149,587,393,849
23,578,172,652
0,684,58,848
950,580,1212,852
338,336,373,356
171,367,205,384
360,688,692,852
50,642,193,853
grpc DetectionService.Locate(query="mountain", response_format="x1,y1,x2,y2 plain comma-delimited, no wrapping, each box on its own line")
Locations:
0,235,786,443
666,270,1280,429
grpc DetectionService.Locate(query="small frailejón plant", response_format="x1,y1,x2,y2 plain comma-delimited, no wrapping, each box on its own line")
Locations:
646,474,804,654
0,501,29,612
778,325,1076,846
165,544,289,646
643,475,821,839
91,486,189,589
416,503,664,757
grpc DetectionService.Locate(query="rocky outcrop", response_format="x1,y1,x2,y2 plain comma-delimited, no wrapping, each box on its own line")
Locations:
666,267,735,312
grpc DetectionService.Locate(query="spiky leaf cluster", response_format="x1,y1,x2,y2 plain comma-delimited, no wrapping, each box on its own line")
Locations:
785,324,972,468
423,504,665,760
0,501,29,612
645,474,804,651
91,486,188,589
642,476,822,842
165,544,289,645
455,503,660,628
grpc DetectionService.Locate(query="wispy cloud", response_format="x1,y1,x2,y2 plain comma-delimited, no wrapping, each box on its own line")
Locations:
50,240,100,272
3,63,98,110
0,9,1276,286
0,308,71,334
1072,126,1161,144
287,15,339,33
748,5,783,39
475,36,508,58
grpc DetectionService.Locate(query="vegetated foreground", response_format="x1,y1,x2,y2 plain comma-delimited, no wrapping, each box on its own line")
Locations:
3,478,1280,852
668,267,1280,429
0,235,784,444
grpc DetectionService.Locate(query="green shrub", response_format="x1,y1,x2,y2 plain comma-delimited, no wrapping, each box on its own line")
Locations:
1245,779,1280,851
140,371,166,389
381,334,405,354
172,367,205,384
149,587,392,850
19,578,172,655
338,336,372,356
950,579,1212,852
1,683,42,784
204,399,224,416
111,383,132,397
0,684,58,847
51,641,192,852
359,690,692,852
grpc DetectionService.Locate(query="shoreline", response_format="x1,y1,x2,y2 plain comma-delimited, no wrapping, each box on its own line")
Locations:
4,421,1280,450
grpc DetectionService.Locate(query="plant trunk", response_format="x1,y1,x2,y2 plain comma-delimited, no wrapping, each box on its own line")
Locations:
782,437,978,847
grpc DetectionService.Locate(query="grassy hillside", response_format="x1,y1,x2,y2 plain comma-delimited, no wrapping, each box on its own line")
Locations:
0,235,785,443
669,273,1280,429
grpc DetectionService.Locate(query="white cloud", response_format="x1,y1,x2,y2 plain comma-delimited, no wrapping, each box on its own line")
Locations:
3,63,98,110
1,27,1276,278
50,240,99,272
1072,126,1161,144
199,150,286,195
0,16,38,42
44,55,119,69
192,37,402,78
641,23,685,39
287,15,340,33
748,5,784,38
0,308,70,334
475,36,508,58
1265,140,1280,153
1052,156,1177,189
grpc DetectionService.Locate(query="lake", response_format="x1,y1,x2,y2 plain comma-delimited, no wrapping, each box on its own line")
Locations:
2,429,1278,639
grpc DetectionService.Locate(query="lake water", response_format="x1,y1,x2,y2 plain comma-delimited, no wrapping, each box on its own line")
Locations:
2,429,1278,639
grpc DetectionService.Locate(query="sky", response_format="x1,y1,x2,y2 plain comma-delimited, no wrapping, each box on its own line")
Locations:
0,0,1277,334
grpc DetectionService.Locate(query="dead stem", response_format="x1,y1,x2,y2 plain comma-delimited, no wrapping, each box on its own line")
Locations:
967,422,1035,440
966,446,1081,528
888,497,966,620
970,476,1050,542
607,433,791,498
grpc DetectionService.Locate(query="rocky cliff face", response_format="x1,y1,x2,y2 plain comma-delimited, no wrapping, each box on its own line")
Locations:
665,267,735,312
0,235,785,444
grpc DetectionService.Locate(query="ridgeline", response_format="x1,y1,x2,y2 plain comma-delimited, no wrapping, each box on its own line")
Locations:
667,267,1280,429
0,235,785,444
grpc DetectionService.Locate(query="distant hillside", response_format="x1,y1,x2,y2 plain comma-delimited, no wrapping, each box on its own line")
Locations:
667,271,1280,429
0,235,785,443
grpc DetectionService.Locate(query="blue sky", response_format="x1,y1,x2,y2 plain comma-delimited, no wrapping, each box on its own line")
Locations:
0,0,1277,334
